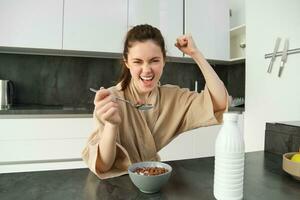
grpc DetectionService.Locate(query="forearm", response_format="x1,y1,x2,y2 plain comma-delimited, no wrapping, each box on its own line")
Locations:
191,51,227,111
98,123,118,172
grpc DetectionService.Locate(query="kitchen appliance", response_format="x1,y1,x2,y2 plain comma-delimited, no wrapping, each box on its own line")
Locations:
0,80,14,109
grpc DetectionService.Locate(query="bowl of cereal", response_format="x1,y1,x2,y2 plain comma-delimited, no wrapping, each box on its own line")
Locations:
128,161,172,193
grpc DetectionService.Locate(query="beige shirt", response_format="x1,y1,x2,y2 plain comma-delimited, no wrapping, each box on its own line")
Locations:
82,81,228,179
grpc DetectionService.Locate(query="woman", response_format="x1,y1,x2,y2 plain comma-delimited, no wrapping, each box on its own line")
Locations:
82,24,228,179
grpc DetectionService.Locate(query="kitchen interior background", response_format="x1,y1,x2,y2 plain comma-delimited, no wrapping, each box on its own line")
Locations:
0,53,245,110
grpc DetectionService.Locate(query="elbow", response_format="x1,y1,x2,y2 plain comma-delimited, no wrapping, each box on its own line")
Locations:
96,159,114,173
213,99,227,113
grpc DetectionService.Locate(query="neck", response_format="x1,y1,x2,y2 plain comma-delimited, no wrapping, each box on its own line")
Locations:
131,80,153,102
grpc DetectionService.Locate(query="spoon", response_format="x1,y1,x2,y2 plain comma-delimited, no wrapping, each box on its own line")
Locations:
89,88,154,111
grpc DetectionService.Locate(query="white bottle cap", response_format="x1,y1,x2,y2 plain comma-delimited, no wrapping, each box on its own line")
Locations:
223,112,238,121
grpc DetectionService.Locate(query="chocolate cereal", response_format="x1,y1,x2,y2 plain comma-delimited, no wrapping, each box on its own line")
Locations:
133,167,168,176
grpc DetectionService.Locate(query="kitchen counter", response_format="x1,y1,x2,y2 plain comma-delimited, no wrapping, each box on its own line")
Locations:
0,105,93,115
0,105,93,118
1,151,299,200
0,105,243,118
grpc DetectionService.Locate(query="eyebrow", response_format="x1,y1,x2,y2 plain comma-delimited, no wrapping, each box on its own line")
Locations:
150,57,161,60
132,57,161,61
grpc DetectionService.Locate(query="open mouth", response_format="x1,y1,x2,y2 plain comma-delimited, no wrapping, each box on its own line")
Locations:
140,75,154,81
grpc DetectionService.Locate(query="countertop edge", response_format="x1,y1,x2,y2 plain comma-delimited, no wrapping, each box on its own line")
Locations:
0,114,93,119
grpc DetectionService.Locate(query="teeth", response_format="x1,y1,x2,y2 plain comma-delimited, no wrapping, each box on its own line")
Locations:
140,76,153,80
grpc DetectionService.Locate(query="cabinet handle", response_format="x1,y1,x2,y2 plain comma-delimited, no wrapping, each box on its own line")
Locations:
240,43,246,49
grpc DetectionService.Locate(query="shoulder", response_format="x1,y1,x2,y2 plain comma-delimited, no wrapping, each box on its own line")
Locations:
159,84,192,95
159,84,198,101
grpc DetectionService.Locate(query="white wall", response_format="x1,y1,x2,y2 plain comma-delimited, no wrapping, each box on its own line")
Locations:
245,0,300,151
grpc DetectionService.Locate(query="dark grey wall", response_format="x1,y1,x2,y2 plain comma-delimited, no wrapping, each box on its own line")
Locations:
0,53,244,107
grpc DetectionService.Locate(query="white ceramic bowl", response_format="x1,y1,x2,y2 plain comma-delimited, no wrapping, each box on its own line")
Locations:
128,161,172,193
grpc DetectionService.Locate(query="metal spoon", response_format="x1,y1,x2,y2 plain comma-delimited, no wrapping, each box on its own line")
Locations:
89,88,154,111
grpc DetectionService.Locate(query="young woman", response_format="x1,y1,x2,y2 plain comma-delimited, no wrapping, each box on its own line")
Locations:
82,24,228,179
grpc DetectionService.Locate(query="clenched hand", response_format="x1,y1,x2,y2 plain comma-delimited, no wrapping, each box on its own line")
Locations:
94,88,121,125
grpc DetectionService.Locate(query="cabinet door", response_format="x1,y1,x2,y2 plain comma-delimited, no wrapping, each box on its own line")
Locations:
0,0,63,49
158,126,221,161
63,0,128,53
159,113,244,161
185,0,229,60
128,0,183,57
229,0,245,28
158,132,195,161
0,118,93,162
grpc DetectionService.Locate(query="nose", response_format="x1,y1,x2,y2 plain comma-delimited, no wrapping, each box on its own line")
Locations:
142,63,152,72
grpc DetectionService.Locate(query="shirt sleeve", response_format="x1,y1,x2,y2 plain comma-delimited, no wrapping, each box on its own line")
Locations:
81,112,131,180
175,85,229,134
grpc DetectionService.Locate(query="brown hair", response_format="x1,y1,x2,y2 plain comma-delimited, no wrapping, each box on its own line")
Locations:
118,24,166,90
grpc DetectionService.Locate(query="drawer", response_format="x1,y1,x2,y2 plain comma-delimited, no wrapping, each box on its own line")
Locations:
0,138,87,162
0,118,94,140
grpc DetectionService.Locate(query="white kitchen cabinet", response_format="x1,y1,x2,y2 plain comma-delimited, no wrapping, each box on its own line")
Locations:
229,0,245,29
0,117,94,173
185,0,230,60
128,0,183,57
229,0,245,60
158,125,221,161
0,0,63,49
63,0,128,53
159,112,244,161
230,24,245,60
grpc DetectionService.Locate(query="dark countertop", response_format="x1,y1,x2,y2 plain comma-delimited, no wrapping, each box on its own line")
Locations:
1,151,299,200
0,105,93,115
0,105,243,117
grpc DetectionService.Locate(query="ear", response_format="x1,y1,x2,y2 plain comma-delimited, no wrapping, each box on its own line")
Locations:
123,57,130,69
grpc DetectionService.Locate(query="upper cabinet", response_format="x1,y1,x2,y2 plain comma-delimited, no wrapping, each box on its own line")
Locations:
185,0,230,60
229,0,245,60
229,0,245,28
128,0,183,57
0,0,231,60
0,0,63,49
63,0,128,53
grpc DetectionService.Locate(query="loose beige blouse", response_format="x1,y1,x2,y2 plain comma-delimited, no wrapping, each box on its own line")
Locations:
82,81,228,179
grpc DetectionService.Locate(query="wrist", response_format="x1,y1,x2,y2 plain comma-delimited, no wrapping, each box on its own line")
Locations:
190,49,203,59
105,122,119,129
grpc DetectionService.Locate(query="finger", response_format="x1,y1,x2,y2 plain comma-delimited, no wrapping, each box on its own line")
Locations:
95,102,118,121
98,101,119,115
136,99,145,105
102,107,119,121
95,94,116,109
94,89,111,103
179,37,188,46
176,37,187,47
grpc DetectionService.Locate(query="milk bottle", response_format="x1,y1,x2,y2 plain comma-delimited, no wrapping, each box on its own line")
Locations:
213,112,245,200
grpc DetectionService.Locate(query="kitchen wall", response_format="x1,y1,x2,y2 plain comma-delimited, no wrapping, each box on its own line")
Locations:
0,53,244,109
245,0,300,152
